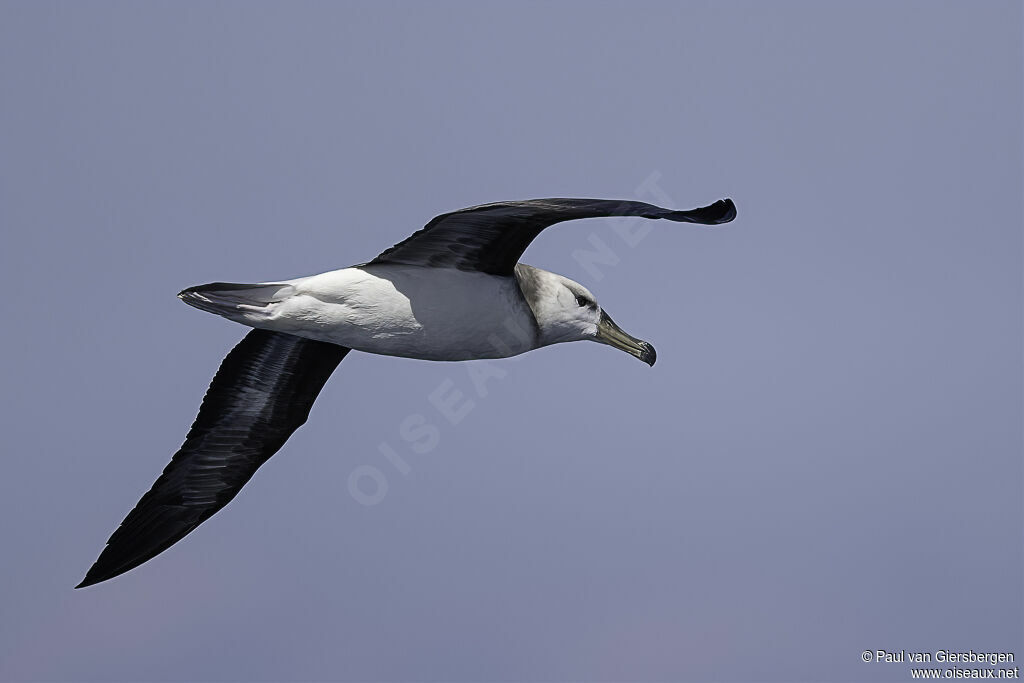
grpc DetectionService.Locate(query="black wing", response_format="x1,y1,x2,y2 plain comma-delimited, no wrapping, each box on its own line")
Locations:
77,329,349,588
369,197,736,276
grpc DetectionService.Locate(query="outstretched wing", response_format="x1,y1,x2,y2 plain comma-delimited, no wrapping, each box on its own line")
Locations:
77,329,349,588
370,197,736,276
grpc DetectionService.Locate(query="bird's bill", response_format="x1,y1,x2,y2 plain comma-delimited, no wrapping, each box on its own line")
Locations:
595,311,657,366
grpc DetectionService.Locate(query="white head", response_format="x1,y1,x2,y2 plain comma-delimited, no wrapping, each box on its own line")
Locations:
514,264,656,365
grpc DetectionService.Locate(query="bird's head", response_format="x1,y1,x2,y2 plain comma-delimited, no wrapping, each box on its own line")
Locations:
514,264,656,366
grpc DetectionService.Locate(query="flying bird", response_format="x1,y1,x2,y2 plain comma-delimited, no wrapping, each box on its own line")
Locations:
77,196,736,588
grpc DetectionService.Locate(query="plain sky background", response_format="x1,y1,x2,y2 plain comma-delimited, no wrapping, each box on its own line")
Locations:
0,2,1020,682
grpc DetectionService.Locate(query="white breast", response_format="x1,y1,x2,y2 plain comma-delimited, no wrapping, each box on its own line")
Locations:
263,264,539,360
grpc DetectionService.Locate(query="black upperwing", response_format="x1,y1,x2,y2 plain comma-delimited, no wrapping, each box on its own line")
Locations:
369,197,736,276
77,329,349,588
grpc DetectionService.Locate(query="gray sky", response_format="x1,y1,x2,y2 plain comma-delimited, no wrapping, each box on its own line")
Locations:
0,2,1020,682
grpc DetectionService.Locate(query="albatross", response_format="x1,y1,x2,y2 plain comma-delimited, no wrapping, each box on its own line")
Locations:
77,196,736,588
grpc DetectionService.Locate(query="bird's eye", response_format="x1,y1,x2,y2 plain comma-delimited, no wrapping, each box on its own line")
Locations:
575,294,590,308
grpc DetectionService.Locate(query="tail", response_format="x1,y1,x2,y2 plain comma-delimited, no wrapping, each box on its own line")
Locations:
178,282,295,325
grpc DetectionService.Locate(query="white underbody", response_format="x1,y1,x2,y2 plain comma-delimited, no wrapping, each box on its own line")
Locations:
230,264,540,361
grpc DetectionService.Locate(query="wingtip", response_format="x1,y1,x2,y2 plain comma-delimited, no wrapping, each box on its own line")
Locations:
74,574,98,589
75,560,133,588
75,560,112,588
76,551,131,589
683,197,736,225
714,197,738,223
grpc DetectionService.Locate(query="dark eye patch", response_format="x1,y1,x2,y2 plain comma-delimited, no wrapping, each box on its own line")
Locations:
575,294,592,308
